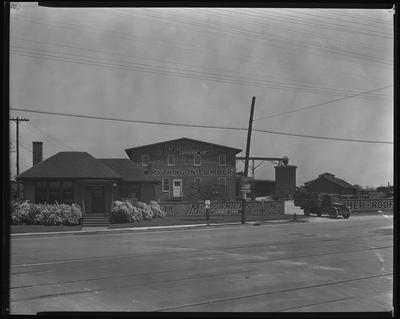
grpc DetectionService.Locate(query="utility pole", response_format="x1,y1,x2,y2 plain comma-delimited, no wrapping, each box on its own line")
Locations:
10,117,29,198
241,96,256,224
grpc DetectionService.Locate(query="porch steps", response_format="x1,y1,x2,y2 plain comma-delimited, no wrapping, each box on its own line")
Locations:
82,214,110,227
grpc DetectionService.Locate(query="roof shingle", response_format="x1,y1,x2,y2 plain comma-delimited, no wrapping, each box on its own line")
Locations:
125,137,242,154
17,152,121,180
305,172,355,189
98,159,159,183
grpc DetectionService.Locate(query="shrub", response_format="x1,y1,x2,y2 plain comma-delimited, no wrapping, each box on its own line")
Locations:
137,201,153,220
149,201,166,218
10,201,82,226
10,200,31,225
109,200,165,224
59,203,82,225
110,200,130,224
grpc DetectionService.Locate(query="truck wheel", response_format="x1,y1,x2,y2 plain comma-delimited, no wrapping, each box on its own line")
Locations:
304,208,310,216
316,210,322,217
342,209,350,219
329,207,338,219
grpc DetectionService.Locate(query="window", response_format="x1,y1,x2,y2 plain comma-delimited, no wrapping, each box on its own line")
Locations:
35,181,74,204
62,181,73,204
49,181,61,203
194,153,201,166
35,181,47,203
218,177,227,190
219,154,226,166
194,177,201,183
162,178,170,192
167,154,175,166
142,154,150,166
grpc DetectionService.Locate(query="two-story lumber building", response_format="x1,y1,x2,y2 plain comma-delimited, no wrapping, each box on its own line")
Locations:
125,138,242,201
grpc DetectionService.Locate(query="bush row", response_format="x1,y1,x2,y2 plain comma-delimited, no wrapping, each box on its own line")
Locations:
110,200,165,224
11,200,82,226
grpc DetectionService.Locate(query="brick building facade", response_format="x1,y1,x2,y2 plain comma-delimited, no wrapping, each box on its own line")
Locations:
125,138,242,202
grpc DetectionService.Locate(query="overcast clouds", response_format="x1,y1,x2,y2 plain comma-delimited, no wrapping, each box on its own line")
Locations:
9,3,394,187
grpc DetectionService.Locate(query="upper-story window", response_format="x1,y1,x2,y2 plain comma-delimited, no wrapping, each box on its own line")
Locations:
218,177,227,190
142,154,150,166
194,153,201,166
219,154,226,166
168,154,175,166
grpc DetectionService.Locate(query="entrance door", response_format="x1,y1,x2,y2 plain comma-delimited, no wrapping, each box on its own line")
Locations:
172,179,182,198
90,186,105,213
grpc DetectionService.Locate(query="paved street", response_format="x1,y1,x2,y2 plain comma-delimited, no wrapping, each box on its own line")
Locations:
10,215,393,313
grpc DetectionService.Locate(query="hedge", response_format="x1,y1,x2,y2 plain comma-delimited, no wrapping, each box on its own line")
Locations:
110,199,165,224
10,200,82,226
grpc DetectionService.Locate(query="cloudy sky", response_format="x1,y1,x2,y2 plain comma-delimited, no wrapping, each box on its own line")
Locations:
9,3,394,187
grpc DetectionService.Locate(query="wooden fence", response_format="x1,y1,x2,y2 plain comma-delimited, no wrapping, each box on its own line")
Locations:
158,200,284,217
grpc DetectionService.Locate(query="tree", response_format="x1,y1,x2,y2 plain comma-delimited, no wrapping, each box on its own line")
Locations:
354,184,376,195
185,180,228,202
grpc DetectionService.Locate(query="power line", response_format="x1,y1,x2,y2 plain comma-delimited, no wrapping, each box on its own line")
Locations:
134,10,392,65
201,9,389,53
252,128,392,144
283,9,393,30
10,137,32,153
326,9,393,25
20,121,75,151
19,142,32,153
10,107,393,145
11,37,391,101
253,85,392,121
10,47,393,102
14,12,393,67
224,8,393,38
12,13,392,88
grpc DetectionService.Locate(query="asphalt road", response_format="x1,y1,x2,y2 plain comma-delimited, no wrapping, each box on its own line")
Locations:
10,215,393,313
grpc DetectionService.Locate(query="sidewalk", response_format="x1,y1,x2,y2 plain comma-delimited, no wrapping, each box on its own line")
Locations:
11,217,304,238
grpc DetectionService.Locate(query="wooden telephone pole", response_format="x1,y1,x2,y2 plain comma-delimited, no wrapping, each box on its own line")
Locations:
10,117,29,198
241,96,256,224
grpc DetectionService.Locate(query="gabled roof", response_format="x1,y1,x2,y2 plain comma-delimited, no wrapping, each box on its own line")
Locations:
17,152,121,180
98,159,159,183
125,137,242,154
305,172,355,189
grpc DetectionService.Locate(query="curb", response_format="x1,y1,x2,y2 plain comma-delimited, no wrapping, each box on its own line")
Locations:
11,218,303,238
11,222,246,238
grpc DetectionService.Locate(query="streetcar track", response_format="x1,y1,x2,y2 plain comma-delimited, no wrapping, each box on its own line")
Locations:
11,244,392,290
11,230,392,271
153,273,393,311
11,268,252,302
279,291,393,312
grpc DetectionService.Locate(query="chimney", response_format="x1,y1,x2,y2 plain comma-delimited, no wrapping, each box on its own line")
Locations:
32,141,43,166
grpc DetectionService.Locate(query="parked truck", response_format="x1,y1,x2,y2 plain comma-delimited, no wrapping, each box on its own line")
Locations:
293,191,351,218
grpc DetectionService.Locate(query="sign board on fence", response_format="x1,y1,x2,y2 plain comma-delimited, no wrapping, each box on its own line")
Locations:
158,201,284,216
342,199,393,212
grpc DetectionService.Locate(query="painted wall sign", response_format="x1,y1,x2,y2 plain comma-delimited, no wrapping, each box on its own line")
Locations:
158,201,284,217
152,167,235,177
342,199,393,211
155,144,213,156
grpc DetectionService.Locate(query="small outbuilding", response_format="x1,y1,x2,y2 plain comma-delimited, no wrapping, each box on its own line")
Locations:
16,147,159,216
303,172,357,195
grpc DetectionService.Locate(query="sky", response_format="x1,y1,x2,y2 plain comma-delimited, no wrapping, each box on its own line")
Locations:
9,3,394,188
